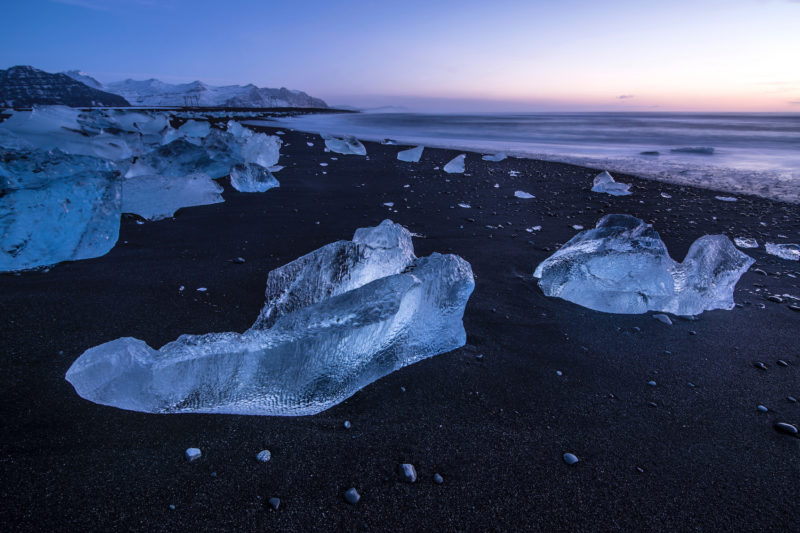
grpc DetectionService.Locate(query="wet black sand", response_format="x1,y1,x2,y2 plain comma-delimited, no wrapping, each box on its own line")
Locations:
1,126,799,532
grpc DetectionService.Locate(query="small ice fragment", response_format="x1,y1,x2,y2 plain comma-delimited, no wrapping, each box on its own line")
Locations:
306,142,314,147
320,162,328,166
715,196,738,202
443,154,465,174
734,237,758,249
591,171,631,196
765,243,800,261
256,450,271,462
382,139,398,145
344,488,360,504
514,191,535,199
533,214,754,316
229,164,280,193
508,170,520,177
572,225,584,230
494,183,499,188
185,448,202,462
324,135,366,156
197,287,207,292
660,192,672,199
383,202,394,207
267,165,284,172
458,203,471,208
397,146,424,163
482,152,507,162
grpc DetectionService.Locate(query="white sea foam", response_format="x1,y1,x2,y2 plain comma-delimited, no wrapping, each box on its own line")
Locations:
251,112,800,203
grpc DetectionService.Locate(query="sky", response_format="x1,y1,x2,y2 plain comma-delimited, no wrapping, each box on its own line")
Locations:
1,0,799,112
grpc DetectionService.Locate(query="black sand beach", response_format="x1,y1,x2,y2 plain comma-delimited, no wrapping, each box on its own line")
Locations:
1,126,799,532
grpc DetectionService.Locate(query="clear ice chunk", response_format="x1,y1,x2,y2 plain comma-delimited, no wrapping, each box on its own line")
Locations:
514,190,535,199
591,171,631,196
765,243,800,261
229,163,280,193
65,220,474,416
444,154,465,174
127,140,233,180
397,146,424,163
324,135,367,156
122,173,224,220
533,214,754,316
734,237,758,249
1,165,121,271
240,132,282,168
482,153,507,162
178,120,211,140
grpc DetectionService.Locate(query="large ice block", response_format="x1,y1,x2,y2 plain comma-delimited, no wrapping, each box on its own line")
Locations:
65,220,474,415
121,173,224,220
533,215,754,316
1,168,121,271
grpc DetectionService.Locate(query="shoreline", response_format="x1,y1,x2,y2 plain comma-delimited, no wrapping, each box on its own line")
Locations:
1,126,798,531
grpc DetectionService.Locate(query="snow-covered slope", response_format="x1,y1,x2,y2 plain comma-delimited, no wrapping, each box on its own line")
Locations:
62,72,327,108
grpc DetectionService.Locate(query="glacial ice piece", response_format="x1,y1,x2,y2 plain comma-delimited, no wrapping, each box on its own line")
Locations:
715,196,737,202
240,132,282,168
127,140,233,180
0,107,135,161
482,153,507,162
1,167,121,272
514,191,535,199
591,171,631,196
324,135,367,156
122,173,224,220
533,214,754,316
65,220,475,416
178,120,211,140
443,154,465,174
397,146,424,163
229,163,280,193
0,148,115,190
765,243,800,261
734,237,758,249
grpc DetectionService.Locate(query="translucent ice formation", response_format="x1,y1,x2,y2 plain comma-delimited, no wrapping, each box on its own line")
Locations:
514,191,535,199
397,146,424,163
591,171,631,196
444,154,465,174
533,215,754,316
734,237,758,249
1,159,121,271
65,220,475,415
765,243,800,261
324,135,367,156
229,163,280,193
240,132,282,168
482,153,507,162
122,173,224,220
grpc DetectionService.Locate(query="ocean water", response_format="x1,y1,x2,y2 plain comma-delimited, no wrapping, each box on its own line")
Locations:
255,112,800,203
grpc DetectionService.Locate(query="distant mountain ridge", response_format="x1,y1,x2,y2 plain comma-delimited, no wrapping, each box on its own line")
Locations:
0,66,130,108
64,71,328,108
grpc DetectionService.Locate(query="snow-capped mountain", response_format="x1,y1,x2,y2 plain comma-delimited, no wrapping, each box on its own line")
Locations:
0,66,130,108
64,72,328,108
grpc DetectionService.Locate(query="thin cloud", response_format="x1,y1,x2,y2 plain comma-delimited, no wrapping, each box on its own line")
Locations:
789,101,800,105
617,94,635,99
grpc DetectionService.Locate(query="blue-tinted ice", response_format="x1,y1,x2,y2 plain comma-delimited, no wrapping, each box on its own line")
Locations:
533,215,754,316
65,220,475,415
